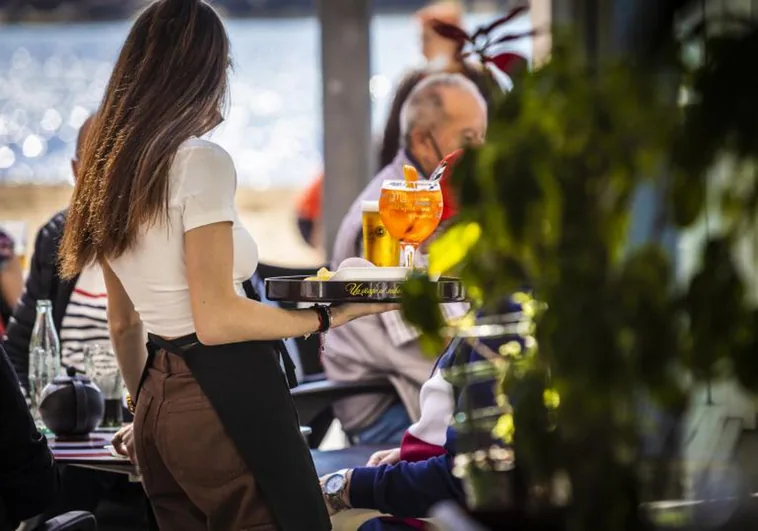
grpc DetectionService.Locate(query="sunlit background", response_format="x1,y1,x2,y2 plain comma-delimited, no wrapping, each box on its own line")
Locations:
0,3,506,188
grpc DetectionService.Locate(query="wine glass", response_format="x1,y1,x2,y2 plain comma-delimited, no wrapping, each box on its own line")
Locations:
378,179,443,268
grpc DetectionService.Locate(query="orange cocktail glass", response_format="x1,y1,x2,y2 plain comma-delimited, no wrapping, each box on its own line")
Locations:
378,179,443,268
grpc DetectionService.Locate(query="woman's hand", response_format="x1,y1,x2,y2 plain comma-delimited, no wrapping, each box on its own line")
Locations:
366,447,401,467
330,303,400,327
111,424,137,464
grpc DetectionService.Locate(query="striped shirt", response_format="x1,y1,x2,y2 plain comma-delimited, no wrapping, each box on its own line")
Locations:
60,264,115,372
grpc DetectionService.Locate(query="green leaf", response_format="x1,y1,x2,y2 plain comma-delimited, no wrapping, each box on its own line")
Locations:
428,222,482,276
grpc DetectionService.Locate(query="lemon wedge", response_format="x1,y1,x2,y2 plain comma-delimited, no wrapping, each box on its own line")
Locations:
305,267,335,281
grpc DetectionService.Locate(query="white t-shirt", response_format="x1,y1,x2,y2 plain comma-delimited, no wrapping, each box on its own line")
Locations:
108,138,258,338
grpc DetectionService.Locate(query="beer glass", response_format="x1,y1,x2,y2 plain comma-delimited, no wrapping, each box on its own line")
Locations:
361,200,400,267
378,180,443,268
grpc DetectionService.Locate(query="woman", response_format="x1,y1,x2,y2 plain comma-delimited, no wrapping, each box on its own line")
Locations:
58,1,393,529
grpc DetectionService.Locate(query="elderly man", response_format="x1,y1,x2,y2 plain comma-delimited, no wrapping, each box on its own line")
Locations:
325,73,487,444
4,116,102,387
378,1,493,170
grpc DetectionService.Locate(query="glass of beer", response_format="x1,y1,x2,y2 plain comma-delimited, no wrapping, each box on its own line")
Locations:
361,200,400,267
378,180,443,268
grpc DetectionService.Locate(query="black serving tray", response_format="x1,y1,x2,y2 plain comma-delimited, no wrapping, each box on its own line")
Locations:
265,275,466,303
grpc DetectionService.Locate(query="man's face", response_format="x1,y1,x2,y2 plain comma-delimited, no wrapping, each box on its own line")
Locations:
411,86,487,175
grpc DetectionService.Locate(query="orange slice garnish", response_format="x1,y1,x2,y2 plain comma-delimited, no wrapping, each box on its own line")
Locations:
403,165,419,183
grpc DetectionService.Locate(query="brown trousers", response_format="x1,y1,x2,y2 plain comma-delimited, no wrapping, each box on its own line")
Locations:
133,350,278,530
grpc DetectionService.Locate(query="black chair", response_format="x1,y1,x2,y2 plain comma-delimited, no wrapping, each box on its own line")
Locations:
256,262,397,448
34,511,97,531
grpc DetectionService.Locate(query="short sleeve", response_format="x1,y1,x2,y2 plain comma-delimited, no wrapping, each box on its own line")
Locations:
178,143,238,232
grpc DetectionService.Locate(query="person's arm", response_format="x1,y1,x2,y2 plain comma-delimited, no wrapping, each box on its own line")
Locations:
184,222,389,345
0,345,58,527
0,255,23,309
178,144,393,346
339,455,463,518
102,261,147,397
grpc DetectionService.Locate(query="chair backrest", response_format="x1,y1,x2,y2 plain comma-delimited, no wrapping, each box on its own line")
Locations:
36,511,97,531
255,262,327,377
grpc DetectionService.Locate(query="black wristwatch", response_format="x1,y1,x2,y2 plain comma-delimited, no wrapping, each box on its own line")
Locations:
322,469,350,513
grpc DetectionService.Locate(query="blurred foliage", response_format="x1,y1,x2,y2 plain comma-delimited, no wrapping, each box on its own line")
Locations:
401,15,758,531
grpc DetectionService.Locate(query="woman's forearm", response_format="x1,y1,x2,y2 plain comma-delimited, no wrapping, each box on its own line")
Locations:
110,321,148,397
195,295,356,346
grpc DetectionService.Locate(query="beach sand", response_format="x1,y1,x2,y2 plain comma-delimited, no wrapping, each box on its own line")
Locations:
0,184,325,268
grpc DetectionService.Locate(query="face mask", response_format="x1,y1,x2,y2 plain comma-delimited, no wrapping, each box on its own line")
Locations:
425,131,445,163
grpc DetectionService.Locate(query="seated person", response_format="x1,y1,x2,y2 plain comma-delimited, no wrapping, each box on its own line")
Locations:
0,343,58,529
377,0,494,171
4,116,108,389
324,72,486,444
319,298,523,531
0,228,23,334
2,116,148,523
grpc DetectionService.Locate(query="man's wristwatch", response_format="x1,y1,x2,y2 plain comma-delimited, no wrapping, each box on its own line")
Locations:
322,469,351,513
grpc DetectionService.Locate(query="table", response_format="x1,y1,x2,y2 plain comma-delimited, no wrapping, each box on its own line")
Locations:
48,431,138,477
48,429,392,478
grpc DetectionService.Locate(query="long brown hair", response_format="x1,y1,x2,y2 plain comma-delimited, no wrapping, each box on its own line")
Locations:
59,0,230,279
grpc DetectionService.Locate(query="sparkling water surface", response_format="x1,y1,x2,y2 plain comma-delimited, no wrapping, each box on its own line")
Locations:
0,13,497,188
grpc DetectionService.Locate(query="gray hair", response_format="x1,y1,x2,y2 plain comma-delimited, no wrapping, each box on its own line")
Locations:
399,72,483,146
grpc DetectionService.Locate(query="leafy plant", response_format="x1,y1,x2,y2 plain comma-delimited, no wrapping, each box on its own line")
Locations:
401,6,758,530
430,6,533,87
